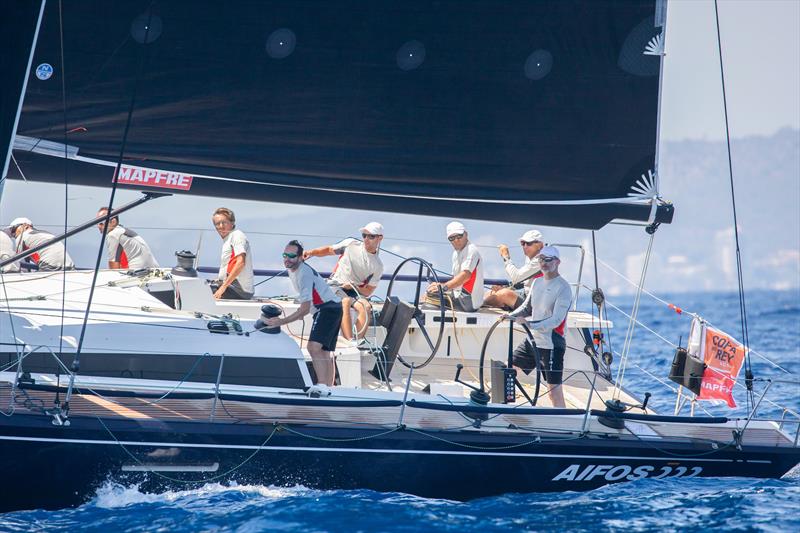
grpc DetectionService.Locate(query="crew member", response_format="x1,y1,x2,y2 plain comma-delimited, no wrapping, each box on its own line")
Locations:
507,246,571,408
265,240,343,386
96,207,159,270
0,228,20,273
483,229,544,310
303,222,384,339
211,207,254,300
426,221,484,312
9,217,75,271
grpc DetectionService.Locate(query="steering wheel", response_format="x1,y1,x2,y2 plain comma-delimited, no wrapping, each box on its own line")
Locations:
476,317,541,405
385,257,446,369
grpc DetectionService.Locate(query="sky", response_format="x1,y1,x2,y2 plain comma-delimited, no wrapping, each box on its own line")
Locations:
1,0,799,302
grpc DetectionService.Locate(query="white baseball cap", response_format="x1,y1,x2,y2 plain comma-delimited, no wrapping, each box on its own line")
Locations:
539,245,560,259
359,222,384,236
518,229,543,243
446,221,466,237
8,217,32,230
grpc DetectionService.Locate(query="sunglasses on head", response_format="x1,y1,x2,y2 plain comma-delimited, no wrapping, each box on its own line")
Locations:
282,252,299,259
538,255,557,263
362,233,381,240
448,233,464,242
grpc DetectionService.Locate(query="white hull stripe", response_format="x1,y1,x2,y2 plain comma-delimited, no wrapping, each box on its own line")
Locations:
0,435,767,463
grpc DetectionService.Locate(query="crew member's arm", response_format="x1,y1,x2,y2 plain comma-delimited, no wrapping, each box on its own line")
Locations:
266,300,311,326
303,245,336,260
504,258,540,286
213,253,246,299
427,269,471,293
507,288,533,324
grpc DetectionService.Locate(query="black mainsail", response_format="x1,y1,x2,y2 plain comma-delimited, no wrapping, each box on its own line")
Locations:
5,0,672,229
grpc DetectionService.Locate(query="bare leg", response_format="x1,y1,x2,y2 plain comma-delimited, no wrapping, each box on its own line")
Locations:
340,297,354,340
483,288,520,310
549,385,566,408
352,299,372,339
307,340,335,385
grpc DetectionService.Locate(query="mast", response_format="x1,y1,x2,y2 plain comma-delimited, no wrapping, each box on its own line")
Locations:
0,0,46,200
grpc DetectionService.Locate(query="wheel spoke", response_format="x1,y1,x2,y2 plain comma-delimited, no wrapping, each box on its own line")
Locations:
415,313,435,351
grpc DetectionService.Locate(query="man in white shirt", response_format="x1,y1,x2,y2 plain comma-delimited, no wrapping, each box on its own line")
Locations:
484,229,544,310
426,221,484,312
303,222,384,339
507,246,572,407
265,240,343,386
96,207,159,270
10,217,75,271
211,207,254,300
0,228,20,273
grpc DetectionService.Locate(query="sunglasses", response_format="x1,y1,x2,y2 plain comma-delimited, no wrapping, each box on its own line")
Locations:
448,233,465,242
362,233,381,240
520,240,541,247
282,252,299,259
538,256,557,263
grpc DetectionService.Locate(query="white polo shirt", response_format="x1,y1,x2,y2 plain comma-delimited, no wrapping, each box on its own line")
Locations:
106,225,159,269
289,262,341,314
218,228,254,295
0,230,20,273
329,238,384,292
451,242,484,310
16,228,74,270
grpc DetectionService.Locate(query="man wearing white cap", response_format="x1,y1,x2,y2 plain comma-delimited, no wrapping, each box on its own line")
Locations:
427,221,484,312
484,229,545,310
9,217,75,271
303,222,384,339
96,207,159,270
0,228,20,273
507,245,572,407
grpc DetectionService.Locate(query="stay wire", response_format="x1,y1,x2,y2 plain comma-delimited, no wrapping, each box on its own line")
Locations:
66,6,156,414
57,0,69,360
713,0,754,411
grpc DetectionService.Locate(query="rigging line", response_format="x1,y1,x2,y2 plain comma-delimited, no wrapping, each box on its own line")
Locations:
613,232,655,401
713,0,754,410
66,5,156,417
58,0,69,361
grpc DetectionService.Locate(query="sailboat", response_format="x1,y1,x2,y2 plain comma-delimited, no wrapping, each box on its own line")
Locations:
0,0,797,512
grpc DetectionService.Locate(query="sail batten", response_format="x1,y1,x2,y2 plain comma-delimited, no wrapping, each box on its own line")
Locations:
7,0,672,229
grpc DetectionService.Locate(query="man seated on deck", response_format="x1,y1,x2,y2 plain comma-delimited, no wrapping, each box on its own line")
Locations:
506,246,571,408
483,229,545,310
426,221,484,313
9,217,75,271
303,222,384,340
264,240,343,388
210,207,254,300
96,207,159,270
0,228,20,273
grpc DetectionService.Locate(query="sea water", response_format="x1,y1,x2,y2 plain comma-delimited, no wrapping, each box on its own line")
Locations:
1,290,798,532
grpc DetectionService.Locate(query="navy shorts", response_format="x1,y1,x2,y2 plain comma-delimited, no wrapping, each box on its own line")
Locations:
309,302,343,352
512,331,566,385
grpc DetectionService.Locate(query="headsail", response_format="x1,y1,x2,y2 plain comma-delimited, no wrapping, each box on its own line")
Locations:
6,0,673,229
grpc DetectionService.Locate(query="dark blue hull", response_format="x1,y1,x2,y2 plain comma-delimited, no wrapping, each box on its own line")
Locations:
1,413,798,511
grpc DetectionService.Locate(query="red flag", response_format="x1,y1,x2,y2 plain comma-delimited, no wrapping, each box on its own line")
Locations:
697,326,747,408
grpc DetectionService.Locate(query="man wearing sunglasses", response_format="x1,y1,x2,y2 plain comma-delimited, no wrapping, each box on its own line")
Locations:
302,222,384,340
507,246,571,408
211,207,254,300
484,229,545,310
9,217,75,271
265,240,342,387
427,221,484,312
